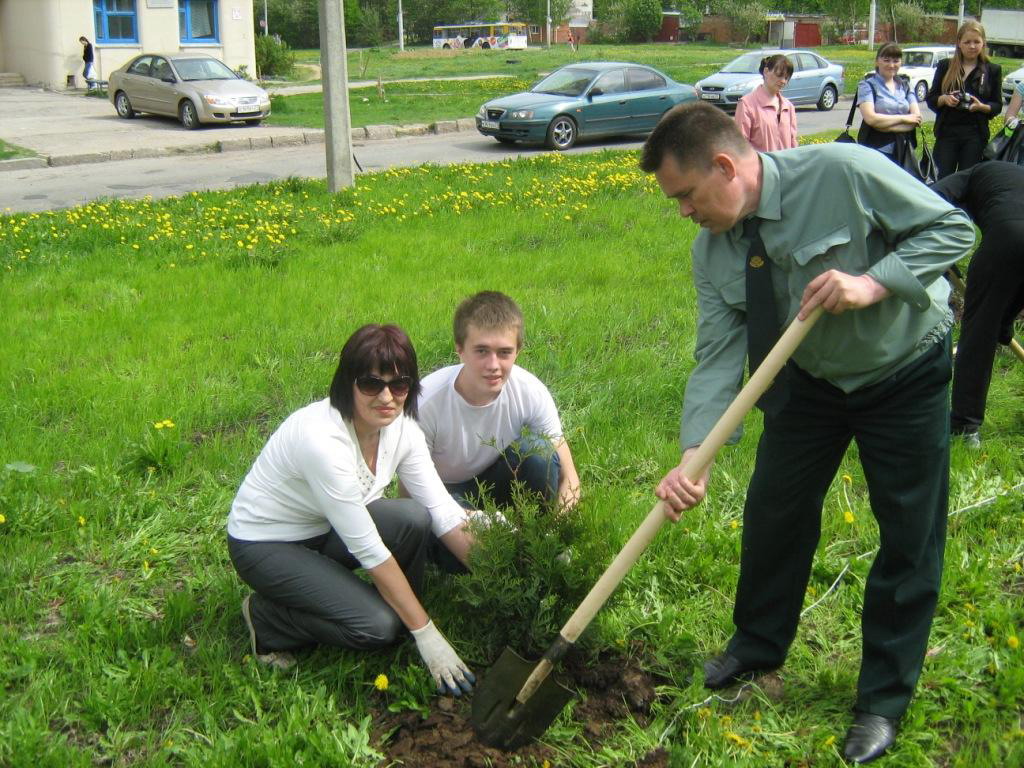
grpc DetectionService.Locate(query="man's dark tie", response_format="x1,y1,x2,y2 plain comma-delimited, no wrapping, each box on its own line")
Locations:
743,217,788,415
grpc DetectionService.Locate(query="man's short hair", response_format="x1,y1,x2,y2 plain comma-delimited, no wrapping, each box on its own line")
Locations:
453,291,524,348
640,102,752,174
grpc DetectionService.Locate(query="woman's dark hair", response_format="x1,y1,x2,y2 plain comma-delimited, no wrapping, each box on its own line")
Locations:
329,324,421,421
875,43,903,66
760,54,794,79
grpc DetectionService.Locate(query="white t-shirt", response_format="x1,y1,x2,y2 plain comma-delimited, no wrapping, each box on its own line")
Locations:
227,398,467,570
418,364,563,483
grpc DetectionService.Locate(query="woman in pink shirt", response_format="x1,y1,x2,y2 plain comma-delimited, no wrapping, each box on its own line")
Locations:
734,54,798,152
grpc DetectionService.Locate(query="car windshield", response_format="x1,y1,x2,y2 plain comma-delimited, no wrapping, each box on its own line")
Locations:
172,58,237,82
531,68,597,96
721,53,775,74
903,52,935,67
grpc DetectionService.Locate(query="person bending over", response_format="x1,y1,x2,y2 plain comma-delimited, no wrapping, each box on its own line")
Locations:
642,103,973,763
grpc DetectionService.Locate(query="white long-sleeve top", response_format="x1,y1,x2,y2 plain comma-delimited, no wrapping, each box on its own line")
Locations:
227,398,467,569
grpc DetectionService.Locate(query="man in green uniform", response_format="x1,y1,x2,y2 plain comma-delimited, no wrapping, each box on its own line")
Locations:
641,103,974,763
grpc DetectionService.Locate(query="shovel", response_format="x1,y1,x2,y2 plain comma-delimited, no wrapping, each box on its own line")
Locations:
471,306,825,751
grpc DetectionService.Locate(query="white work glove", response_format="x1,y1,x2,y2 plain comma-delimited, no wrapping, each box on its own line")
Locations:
411,620,475,696
1008,116,1020,130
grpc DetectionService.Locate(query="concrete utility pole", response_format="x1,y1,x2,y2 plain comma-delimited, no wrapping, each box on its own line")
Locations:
958,0,965,29
318,0,354,192
546,0,552,48
397,0,405,52
867,0,877,52
263,0,269,35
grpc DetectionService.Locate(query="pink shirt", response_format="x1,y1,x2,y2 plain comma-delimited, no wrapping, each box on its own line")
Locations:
735,85,798,152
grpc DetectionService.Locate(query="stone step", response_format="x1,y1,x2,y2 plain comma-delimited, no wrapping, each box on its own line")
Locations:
0,72,26,87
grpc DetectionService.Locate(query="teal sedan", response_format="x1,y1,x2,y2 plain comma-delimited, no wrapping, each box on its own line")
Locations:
476,62,697,150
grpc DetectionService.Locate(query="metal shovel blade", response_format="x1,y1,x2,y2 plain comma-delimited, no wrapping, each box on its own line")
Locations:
471,647,575,750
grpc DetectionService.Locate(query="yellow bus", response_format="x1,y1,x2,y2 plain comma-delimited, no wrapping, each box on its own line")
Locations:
432,22,528,50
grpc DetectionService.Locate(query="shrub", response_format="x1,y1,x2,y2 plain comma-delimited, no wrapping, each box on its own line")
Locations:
255,34,295,80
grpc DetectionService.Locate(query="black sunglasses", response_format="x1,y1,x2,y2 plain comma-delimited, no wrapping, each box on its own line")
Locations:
355,375,412,397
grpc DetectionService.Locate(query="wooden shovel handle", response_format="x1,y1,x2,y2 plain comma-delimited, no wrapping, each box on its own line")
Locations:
514,306,824,705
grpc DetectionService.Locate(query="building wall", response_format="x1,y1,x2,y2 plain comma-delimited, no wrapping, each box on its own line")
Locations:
1,0,255,89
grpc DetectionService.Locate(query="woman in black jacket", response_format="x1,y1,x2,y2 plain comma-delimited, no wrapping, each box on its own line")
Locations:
926,20,1002,178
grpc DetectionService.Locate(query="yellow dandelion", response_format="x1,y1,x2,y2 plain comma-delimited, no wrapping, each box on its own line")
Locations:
842,474,853,485
1009,635,1019,649
730,520,739,530
542,761,551,768
823,734,836,747
0,513,6,524
844,509,855,524
143,560,150,571
725,731,750,748
149,547,159,555
154,421,165,429
374,674,389,691
78,515,86,526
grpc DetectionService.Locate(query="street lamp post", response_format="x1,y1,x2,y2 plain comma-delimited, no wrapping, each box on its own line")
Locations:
397,0,404,52
546,0,552,49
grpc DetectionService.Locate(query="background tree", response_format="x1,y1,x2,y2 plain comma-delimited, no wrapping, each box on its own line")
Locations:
507,0,574,30
889,0,943,43
718,0,767,43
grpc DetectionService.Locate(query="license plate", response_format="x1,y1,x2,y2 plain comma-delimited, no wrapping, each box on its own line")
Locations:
480,119,499,129
700,93,720,101
236,104,261,114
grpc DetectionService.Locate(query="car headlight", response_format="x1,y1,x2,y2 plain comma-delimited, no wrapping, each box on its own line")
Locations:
725,80,758,93
202,94,234,108
509,109,534,119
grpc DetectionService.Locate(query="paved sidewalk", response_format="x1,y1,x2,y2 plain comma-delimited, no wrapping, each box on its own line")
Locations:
0,85,479,171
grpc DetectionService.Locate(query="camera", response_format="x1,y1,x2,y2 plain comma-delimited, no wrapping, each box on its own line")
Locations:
952,90,973,111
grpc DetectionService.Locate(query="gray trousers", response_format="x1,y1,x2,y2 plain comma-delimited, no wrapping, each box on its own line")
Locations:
227,499,430,653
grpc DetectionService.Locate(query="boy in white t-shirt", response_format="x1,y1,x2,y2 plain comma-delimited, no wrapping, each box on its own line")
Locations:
419,291,581,512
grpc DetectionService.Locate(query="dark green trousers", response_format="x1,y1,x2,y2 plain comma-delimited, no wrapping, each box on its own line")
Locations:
726,335,951,719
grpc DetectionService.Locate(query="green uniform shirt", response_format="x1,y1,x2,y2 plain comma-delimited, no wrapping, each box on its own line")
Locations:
680,143,975,450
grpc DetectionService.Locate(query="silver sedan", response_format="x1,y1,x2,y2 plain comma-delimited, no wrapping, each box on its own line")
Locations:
109,52,271,130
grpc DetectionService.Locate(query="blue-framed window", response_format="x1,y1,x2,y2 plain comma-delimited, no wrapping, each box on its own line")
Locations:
93,0,138,43
180,0,219,43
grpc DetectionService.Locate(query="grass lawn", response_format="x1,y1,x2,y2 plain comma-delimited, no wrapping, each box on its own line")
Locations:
0,138,35,161
269,77,530,130
294,42,1020,98
1,151,1022,766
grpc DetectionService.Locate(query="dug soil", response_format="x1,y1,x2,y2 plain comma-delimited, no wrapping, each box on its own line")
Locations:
371,651,670,767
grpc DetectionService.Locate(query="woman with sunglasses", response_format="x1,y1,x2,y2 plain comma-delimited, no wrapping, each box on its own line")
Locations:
226,324,476,696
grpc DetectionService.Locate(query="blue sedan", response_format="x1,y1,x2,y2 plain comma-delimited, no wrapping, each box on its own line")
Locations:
476,62,697,150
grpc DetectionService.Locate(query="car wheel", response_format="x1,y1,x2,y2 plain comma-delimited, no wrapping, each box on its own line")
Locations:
545,115,577,150
179,100,200,130
816,84,837,111
114,91,135,119
443,43,451,49
915,80,928,103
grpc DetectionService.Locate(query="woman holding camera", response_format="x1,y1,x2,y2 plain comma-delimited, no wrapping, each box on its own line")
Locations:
226,324,476,696
926,20,1002,178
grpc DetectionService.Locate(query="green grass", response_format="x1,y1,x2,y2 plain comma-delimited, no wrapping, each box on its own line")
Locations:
268,76,529,129
297,42,1021,98
1,151,1022,766
0,138,34,161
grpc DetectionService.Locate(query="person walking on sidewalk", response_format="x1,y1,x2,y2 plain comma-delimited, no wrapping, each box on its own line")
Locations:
79,36,96,90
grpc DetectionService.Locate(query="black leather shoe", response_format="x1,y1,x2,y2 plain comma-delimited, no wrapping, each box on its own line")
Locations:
843,712,897,763
703,653,771,689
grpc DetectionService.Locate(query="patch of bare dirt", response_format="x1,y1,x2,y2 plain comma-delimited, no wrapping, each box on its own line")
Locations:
372,652,668,767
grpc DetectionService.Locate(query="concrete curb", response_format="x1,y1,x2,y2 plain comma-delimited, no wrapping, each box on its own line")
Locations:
0,117,479,171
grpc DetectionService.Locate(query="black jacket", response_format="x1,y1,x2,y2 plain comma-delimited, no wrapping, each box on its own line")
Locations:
926,58,1002,140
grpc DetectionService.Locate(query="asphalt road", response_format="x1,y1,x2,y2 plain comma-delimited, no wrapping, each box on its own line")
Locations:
1,103,858,214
